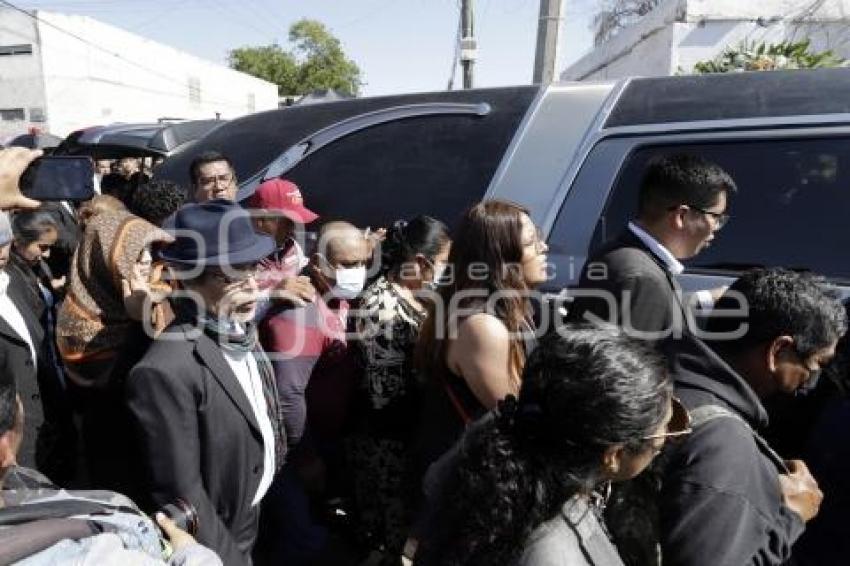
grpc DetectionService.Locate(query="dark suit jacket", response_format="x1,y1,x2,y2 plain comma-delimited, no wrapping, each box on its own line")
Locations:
0,286,42,469
126,322,271,566
567,229,689,340
5,257,76,483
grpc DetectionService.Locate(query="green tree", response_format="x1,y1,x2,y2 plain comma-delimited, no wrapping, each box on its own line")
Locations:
228,19,362,97
228,44,298,94
692,39,845,74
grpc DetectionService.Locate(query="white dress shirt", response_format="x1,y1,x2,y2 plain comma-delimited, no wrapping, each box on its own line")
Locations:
628,221,684,274
0,272,37,369
222,347,276,506
628,222,714,310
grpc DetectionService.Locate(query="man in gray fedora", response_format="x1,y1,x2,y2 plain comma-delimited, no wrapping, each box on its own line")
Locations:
126,199,286,566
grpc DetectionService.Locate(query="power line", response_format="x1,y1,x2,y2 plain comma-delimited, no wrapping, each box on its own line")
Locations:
0,0,261,108
204,0,279,41
240,0,286,34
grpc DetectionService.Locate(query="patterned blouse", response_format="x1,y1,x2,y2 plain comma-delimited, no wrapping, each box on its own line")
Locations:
353,276,427,435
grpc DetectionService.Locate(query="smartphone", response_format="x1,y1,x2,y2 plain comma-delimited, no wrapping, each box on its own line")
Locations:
20,156,95,201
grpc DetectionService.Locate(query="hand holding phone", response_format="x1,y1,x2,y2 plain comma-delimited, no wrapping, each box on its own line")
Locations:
0,147,42,210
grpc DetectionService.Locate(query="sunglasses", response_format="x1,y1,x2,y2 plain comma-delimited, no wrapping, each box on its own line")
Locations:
641,396,692,441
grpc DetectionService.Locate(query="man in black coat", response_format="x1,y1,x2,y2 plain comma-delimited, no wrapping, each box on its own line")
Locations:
660,269,845,565
568,153,736,341
126,200,286,566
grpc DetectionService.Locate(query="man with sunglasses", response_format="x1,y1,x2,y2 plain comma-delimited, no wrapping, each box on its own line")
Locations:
568,153,736,342
659,268,846,566
126,200,286,566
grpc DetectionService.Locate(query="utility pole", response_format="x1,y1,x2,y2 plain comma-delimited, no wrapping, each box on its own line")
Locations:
460,0,476,89
533,0,564,84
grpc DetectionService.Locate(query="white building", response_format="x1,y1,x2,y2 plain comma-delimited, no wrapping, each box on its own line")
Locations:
561,0,850,81
0,8,278,139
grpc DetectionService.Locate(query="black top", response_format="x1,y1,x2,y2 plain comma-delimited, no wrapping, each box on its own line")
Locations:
659,335,804,565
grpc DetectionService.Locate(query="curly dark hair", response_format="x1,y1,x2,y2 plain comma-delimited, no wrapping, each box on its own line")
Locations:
708,268,847,358
129,180,188,226
418,326,670,566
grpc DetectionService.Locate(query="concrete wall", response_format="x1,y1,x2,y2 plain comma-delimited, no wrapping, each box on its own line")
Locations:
0,9,278,139
0,9,47,139
561,0,850,81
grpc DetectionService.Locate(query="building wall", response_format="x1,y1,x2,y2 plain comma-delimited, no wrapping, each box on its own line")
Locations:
0,9,47,139
561,0,683,81
561,0,850,82
0,9,278,139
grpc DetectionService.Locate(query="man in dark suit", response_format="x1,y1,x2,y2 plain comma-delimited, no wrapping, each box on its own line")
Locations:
568,153,737,342
127,200,286,566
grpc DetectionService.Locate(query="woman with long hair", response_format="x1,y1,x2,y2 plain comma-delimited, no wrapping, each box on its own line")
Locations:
415,327,688,566
5,209,75,483
415,199,548,470
348,215,451,562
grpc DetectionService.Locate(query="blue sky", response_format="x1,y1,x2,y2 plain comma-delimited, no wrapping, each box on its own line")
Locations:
18,0,598,96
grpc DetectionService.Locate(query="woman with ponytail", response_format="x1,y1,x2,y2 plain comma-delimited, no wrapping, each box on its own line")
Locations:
348,215,451,562
414,327,690,566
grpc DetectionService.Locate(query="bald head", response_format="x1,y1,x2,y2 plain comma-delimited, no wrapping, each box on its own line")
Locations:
320,221,369,263
311,221,371,293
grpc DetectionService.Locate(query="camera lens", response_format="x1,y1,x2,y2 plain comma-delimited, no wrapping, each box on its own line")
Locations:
160,498,199,536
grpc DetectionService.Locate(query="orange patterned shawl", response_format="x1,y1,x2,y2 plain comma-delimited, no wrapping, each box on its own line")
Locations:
57,210,173,365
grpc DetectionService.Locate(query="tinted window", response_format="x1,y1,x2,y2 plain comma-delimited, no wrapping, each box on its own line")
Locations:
157,86,537,195
284,113,514,229
594,137,850,281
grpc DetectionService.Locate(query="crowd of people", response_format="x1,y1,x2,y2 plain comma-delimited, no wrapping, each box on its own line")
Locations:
0,145,847,566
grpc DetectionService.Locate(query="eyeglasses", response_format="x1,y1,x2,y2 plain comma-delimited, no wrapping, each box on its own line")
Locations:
198,172,234,188
641,397,692,441
208,264,259,288
669,204,729,229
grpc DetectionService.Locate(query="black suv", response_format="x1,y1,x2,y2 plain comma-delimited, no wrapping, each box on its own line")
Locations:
155,68,850,296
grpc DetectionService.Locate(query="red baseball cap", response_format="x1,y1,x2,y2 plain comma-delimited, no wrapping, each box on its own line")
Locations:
247,178,319,224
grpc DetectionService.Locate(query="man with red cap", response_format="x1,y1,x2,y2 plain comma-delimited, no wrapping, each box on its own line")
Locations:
247,178,319,314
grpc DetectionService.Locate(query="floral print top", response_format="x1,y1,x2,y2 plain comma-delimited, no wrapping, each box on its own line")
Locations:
353,275,427,436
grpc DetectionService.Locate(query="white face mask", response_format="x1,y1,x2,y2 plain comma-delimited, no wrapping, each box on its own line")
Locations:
0,271,8,295
424,259,447,290
332,265,366,299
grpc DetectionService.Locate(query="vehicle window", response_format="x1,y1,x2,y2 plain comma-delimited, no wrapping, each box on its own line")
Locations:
593,137,850,280
285,113,517,229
